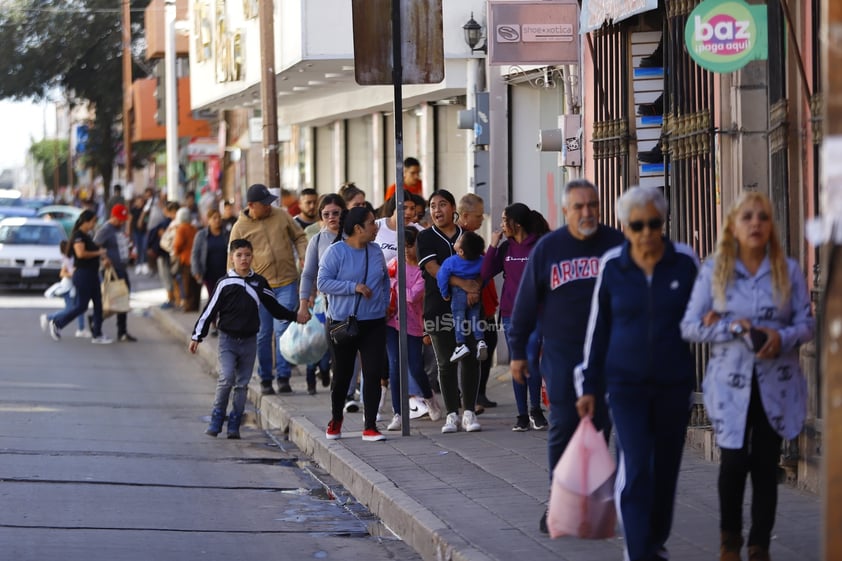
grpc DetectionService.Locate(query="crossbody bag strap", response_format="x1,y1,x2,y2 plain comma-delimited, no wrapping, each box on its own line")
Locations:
351,245,369,316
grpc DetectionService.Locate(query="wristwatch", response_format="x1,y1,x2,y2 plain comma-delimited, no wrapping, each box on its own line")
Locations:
730,323,746,336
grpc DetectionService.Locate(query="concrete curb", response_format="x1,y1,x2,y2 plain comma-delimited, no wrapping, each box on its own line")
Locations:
152,307,491,561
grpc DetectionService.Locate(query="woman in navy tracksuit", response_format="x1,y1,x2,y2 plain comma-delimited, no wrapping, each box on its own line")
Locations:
576,186,699,561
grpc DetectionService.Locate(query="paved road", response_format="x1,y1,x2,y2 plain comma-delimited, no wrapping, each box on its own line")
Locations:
0,292,419,561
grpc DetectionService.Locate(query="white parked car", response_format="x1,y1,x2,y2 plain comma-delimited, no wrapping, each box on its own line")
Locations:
0,217,66,288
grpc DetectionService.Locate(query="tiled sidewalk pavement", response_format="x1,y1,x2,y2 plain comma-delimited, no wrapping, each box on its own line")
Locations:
149,299,820,561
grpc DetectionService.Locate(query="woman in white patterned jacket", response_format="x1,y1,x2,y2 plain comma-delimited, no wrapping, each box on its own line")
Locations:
680,191,813,561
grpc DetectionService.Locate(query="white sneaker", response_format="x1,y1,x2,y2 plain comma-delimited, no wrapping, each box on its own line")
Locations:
424,395,443,422
48,320,61,341
450,344,470,362
462,410,481,432
40,314,48,332
476,340,488,361
141,263,150,276
441,412,459,434
408,396,429,419
387,413,402,431
134,264,142,275
75,329,93,338
91,335,113,345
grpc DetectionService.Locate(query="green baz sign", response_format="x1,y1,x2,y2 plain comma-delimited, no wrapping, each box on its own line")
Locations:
684,0,767,73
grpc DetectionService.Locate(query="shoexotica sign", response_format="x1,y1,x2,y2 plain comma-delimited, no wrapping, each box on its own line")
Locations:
684,0,767,73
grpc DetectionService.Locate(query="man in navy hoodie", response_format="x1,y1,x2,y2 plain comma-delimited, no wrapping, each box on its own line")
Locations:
508,179,624,533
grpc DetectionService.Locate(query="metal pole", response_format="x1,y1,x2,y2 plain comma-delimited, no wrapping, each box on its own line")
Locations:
121,0,133,185
164,0,179,202
258,0,280,189
823,1,842,558
391,0,411,436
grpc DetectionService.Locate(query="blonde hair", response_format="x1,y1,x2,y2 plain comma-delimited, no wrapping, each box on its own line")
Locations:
712,191,790,307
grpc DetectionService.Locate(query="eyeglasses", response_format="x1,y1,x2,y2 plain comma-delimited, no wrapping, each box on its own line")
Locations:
627,218,664,232
321,210,341,219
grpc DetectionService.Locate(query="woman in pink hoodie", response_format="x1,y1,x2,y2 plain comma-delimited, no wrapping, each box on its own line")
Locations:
481,203,550,432
384,228,442,431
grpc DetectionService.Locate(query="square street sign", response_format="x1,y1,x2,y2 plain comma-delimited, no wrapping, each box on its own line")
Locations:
351,0,444,85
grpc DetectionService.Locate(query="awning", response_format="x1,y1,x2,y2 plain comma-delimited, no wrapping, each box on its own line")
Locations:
580,0,659,33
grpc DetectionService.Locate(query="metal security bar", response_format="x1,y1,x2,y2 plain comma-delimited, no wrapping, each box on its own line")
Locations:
589,24,630,227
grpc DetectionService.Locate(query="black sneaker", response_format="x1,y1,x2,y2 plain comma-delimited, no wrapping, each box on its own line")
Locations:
118,333,138,342
344,397,360,413
539,509,549,534
260,380,275,395
530,407,548,430
277,380,293,393
477,394,497,408
512,415,530,432
319,367,331,387
307,382,317,395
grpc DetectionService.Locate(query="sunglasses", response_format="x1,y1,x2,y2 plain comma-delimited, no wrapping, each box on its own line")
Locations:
321,210,341,218
628,218,664,232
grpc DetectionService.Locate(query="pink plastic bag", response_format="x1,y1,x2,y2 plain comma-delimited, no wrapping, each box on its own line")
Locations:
547,416,617,539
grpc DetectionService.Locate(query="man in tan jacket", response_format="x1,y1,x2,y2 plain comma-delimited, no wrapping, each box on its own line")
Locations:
230,184,308,394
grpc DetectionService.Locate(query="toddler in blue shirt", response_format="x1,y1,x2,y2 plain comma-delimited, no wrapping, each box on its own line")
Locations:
436,231,487,362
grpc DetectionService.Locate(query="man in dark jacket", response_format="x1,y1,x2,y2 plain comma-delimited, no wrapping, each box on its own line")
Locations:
508,179,624,533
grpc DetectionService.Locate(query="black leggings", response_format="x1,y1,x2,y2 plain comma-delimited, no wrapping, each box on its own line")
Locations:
328,318,386,431
718,373,782,549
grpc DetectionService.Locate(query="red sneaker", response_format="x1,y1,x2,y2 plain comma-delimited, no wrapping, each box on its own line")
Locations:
362,428,385,442
326,419,342,440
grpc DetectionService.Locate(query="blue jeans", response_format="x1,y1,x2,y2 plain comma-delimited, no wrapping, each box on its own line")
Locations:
541,339,610,483
306,350,331,387
213,332,257,417
502,316,543,416
386,326,432,414
257,282,298,382
450,286,482,345
132,230,147,265
50,290,86,331
53,267,104,337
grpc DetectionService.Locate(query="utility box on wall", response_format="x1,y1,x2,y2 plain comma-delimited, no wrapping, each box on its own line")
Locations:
537,114,581,167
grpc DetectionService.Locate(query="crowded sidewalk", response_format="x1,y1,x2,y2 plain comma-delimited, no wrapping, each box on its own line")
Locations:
145,291,820,561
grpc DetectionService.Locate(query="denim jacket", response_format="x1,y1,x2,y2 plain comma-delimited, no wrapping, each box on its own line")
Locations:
680,256,814,449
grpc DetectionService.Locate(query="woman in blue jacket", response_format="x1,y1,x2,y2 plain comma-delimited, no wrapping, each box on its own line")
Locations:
576,186,699,561
317,206,390,442
681,191,813,561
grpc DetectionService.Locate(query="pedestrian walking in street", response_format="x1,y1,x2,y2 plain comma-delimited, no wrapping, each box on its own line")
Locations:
482,202,550,431
437,231,487,363
680,191,813,561
576,186,699,561
95,203,138,342
191,208,231,335
317,206,390,442
509,179,624,532
457,193,499,413
230,184,308,395
148,201,180,309
47,209,112,344
190,239,300,439
416,190,482,434
384,228,442,431
41,240,89,337
298,193,347,394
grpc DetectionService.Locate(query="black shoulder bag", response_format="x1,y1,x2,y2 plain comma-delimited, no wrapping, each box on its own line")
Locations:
329,245,368,345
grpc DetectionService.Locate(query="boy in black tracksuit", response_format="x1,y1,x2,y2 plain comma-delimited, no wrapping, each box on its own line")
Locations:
190,239,299,438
